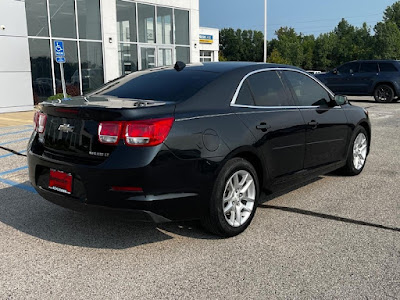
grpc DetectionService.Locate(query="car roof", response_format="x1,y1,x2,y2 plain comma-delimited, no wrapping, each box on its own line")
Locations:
347,60,399,63
180,61,301,74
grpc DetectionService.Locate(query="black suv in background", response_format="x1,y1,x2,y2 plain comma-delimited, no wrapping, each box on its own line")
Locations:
316,60,400,102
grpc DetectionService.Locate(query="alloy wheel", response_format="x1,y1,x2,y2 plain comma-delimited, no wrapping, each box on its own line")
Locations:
222,170,256,227
376,86,393,102
353,132,368,170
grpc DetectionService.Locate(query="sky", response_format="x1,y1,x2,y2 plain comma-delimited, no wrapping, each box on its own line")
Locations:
199,0,397,39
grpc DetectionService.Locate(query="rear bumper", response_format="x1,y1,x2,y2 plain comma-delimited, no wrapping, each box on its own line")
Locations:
28,146,218,221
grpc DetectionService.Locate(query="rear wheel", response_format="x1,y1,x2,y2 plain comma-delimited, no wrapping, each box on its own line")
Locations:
374,84,395,103
201,158,259,237
341,126,369,176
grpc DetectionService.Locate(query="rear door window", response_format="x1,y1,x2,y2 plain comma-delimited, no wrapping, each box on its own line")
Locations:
246,71,292,106
359,63,378,73
379,63,398,72
283,71,331,107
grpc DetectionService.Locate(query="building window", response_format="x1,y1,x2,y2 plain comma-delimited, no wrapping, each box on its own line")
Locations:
29,39,52,103
117,2,190,73
200,50,213,62
176,47,190,64
77,0,102,40
79,42,104,93
138,4,155,43
26,0,49,37
25,0,104,102
117,0,137,43
119,44,138,75
175,9,189,45
157,7,173,44
49,0,77,39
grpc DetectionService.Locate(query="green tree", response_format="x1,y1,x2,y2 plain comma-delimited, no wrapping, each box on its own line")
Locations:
267,48,289,64
301,34,315,70
373,21,400,59
383,2,400,29
274,27,304,66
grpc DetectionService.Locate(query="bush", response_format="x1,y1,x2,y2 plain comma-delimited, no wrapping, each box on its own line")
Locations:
47,93,71,100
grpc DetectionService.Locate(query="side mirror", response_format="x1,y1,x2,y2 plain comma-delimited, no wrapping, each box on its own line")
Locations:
332,68,338,75
332,95,348,106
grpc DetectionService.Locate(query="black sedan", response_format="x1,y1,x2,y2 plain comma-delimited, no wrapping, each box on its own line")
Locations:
28,62,371,237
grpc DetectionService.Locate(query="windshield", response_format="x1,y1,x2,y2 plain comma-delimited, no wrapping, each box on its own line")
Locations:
91,68,220,102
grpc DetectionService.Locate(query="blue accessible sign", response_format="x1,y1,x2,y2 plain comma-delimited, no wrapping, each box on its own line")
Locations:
56,56,66,63
54,40,65,56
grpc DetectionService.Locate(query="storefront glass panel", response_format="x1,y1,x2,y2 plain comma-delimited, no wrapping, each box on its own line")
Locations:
157,7,173,44
80,41,104,93
117,0,137,43
77,0,102,40
175,10,189,45
53,40,80,96
119,43,138,75
138,4,155,43
28,39,53,103
26,0,49,37
176,46,190,64
49,0,77,38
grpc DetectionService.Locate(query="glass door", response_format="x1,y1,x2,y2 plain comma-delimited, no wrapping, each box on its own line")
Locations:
158,47,173,67
139,46,156,70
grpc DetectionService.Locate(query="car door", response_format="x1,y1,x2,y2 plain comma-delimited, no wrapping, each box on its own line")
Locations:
326,62,360,93
282,70,350,169
351,62,379,94
231,70,306,180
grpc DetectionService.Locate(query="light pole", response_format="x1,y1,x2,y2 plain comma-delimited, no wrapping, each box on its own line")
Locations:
264,0,267,62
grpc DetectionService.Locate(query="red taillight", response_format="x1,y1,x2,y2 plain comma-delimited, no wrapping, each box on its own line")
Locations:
98,122,122,145
33,111,39,131
97,118,174,147
34,112,47,133
125,118,174,146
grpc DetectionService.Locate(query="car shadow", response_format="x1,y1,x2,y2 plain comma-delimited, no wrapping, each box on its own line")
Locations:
258,176,400,233
0,182,218,249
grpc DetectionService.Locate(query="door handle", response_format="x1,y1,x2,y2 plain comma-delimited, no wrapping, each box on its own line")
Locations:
308,120,319,129
256,122,271,132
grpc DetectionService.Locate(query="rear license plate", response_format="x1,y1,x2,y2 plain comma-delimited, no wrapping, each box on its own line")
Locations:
49,169,73,194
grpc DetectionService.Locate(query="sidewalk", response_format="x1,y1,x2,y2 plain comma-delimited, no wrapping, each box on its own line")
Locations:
0,111,34,128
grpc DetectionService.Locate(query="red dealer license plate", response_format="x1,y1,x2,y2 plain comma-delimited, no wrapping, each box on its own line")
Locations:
49,169,73,194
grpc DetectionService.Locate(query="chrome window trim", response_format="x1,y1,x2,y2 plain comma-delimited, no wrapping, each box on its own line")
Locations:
230,67,337,109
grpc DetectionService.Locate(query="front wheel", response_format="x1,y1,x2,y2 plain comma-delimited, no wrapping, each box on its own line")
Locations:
374,84,395,103
341,126,369,176
201,158,259,237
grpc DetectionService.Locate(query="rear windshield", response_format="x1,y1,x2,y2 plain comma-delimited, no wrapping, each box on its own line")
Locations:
93,68,220,102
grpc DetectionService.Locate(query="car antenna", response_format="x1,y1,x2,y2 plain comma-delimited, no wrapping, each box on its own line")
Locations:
174,61,186,72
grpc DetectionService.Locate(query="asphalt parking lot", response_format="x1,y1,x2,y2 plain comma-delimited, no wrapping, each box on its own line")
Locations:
0,98,399,299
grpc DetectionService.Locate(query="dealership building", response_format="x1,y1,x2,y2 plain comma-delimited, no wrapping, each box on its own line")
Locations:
0,0,219,113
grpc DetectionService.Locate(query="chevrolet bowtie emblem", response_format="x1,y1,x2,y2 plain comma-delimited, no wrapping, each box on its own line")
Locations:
58,124,74,133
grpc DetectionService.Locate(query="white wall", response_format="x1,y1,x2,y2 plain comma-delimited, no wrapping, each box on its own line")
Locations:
199,27,219,62
0,0,33,113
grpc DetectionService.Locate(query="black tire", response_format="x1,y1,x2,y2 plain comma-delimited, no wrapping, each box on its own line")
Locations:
201,158,259,237
374,84,395,103
341,126,369,176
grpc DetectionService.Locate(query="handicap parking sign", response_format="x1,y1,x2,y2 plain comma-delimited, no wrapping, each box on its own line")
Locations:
54,40,65,56
56,56,66,63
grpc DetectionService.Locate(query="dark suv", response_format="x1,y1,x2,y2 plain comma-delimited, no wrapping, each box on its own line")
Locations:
316,60,400,102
